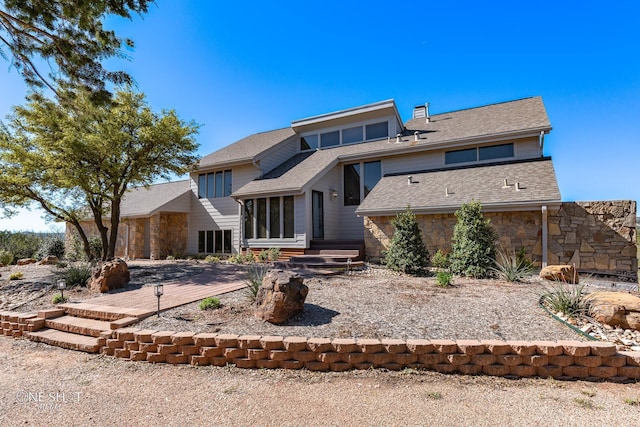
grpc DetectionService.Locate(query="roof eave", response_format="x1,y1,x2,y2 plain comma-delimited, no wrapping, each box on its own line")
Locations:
356,199,562,217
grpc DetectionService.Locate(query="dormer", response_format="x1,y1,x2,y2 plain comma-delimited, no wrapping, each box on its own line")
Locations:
291,99,404,152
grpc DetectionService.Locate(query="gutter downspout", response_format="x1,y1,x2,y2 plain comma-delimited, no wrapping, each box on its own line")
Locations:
541,205,548,267
539,131,545,156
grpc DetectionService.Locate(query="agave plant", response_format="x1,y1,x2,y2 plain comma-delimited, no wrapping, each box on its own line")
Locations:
491,249,534,282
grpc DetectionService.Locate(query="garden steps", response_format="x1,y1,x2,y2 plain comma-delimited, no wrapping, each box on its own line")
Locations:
59,302,150,321
45,315,114,337
27,329,102,353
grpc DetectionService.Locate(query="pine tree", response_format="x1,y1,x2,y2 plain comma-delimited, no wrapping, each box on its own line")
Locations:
449,201,496,278
385,207,429,274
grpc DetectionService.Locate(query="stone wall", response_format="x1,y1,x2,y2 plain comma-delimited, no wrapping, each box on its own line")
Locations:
151,213,188,260
5,312,639,381
364,200,637,277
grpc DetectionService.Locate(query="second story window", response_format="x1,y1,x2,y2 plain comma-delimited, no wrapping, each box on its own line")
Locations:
300,121,389,151
198,169,232,199
344,160,382,206
445,143,514,165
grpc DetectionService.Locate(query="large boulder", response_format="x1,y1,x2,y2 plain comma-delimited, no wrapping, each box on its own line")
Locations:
88,259,130,293
16,258,37,266
37,256,59,265
254,270,308,324
588,291,640,330
540,265,579,284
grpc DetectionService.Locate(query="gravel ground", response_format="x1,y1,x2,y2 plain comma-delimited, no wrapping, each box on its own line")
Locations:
1,337,639,426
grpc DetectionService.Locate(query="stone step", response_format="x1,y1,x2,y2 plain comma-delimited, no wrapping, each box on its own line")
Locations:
59,302,148,321
45,315,112,337
27,329,102,353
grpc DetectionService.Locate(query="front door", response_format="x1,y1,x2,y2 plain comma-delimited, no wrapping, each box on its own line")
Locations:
312,191,324,239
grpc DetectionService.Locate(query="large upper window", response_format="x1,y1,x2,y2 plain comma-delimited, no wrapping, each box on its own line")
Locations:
445,143,514,165
300,121,388,151
243,196,295,240
344,160,382,206
198,169,232,198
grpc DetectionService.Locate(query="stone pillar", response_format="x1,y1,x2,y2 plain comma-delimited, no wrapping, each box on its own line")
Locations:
149,214,160,260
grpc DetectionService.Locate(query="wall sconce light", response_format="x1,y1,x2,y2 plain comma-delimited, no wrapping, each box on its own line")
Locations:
330,189,338,199
153,283,163,317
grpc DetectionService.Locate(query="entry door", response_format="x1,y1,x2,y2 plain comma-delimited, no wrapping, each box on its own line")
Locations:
312,191,324,239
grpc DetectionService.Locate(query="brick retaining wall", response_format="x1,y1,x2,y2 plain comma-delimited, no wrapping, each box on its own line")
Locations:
3,311,639,382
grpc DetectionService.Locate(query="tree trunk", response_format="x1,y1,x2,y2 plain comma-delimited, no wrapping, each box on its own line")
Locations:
107,197,121,260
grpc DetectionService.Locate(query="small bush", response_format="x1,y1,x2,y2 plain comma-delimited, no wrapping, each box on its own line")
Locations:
37,237,65,260
384,207,429,274
541,283,589,319
244,263,270,302
165,255,175,260
57,263,93,288
199,297,221,310
268,247,281,261
204,255,220,263
449,201,496,278
52,294,68,304
436,271,452,288
430,250,449,269
491,249,534,282
0,249,14,266
516,247,533,269
9,271,24,280
258,249,270,262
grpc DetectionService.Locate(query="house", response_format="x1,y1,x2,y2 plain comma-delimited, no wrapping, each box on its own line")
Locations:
72,96,637,277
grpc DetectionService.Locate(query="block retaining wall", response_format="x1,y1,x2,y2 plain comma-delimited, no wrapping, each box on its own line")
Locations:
3,311,640,382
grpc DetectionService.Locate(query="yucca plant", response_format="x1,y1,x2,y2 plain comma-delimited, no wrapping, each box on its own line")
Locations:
541,283,589,319
57,263,93,287
244,263,271,302
491,249,534,282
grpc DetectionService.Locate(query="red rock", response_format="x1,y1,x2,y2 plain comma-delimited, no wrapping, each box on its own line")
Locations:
253,270,308,324
88,259,130,293
540,265,579,283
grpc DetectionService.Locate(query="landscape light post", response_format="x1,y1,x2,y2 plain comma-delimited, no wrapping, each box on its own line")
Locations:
347,258,352,275
57,279,66,302
154,284,163,317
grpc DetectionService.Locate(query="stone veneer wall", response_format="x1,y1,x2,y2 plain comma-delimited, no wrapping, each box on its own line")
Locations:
3,311,640,381
364,200,637,277
150,212,188,260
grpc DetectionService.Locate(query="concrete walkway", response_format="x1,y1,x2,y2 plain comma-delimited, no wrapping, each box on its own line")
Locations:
60,263,247,320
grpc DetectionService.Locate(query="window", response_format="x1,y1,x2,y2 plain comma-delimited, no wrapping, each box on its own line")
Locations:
299,121,389,151
243,196,295,240
197,170,233,198
445,148,476,165
342,126,363,144
445,143,514,165
344,160,381,206
365,122,388,140
300,134,318,151
320,130,340,148
344,163,361,206
198,229,232,253
244,199,254,239
479,143,514,161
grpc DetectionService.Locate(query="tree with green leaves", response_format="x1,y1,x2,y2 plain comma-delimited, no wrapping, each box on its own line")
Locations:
449,201,497,278
384,207,429,274
0,0,152,103
0,88,199,260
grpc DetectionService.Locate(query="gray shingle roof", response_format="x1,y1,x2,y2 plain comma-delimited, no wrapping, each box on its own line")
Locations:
356,158,561,215
120,180,191,217
232,97,552,198
199,127,296,169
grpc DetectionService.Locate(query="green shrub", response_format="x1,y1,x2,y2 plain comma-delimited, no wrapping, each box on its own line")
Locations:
449,201,496,278
0,249,14,266
436,271,452,288
204,255,220,263
258,249,270,262
384,207,429,274
0,231,40,260
244,263,270,302
199,297,221,310
430,249,449,269
516,247,533,269
491,249,534,282
268,247,281,261
9,271,24,280
165,255,175,260
57,263,93,287
37,237,65,260
541,283,589,319
52,294,68,304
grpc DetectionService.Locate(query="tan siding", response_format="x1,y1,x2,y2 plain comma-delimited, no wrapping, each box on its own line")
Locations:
309,165,342,240
384,151,442,174
515,137,542,159
259,139,298,175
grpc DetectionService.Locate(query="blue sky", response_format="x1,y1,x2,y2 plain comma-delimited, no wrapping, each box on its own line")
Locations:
1,0,639,231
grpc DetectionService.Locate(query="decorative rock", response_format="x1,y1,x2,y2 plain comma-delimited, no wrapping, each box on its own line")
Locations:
37,256,59,265
88,259,130,293
253,270,308,324
540,265,579,284
16,258,37,266
588,291,640,331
